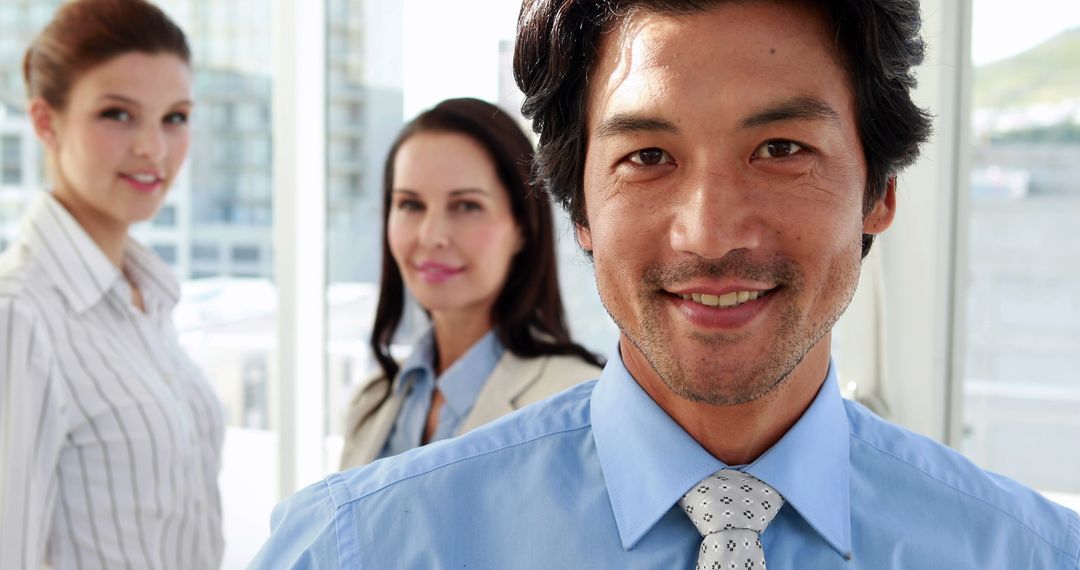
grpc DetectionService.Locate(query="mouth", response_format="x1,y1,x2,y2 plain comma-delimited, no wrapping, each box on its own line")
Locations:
664,286,779,330
673,289,773,309
120,172,164,193
416,261,465,284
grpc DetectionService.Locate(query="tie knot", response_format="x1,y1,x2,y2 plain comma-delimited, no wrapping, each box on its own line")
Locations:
678,469,785,537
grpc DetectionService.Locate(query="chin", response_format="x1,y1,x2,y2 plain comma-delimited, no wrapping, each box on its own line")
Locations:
413,294,466,313
664,357,796,406
127,207,162,225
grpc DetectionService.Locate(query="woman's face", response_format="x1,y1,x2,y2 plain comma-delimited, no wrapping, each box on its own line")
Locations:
388,131,524,321
35,51,192,230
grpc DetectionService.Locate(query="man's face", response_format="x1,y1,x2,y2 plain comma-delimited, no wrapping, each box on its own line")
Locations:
580,1,895,405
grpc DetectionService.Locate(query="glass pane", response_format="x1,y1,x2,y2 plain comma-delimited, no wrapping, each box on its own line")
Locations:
1,2,280,566
150,2,279,567
322,0,404,469
0,0,51,249
963,0,1080,508
160,1,278,566
322,0,619,470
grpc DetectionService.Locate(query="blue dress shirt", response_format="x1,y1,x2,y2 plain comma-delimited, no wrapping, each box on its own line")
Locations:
251,348,1080,569
379,330,504,459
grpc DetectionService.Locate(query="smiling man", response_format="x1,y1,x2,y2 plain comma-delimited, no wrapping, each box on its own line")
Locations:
251,1,1080,568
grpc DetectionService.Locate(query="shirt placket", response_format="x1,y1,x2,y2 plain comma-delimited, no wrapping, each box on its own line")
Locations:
117,291,199,451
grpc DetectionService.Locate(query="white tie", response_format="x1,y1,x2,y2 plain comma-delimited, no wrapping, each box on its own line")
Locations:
678,469,785,570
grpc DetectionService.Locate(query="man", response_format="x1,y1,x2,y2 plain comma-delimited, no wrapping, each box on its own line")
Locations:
252,0,1080,567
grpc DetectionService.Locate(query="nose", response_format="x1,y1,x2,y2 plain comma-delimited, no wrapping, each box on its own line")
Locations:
668,163,765,260
417,210,450,249
133,123,167,162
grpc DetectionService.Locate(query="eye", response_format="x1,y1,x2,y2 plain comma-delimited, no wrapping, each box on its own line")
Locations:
751,140,805,159
396,198,423,212
626,148,673,166
164,111,189,125
452,200,483,213
100,108,132,122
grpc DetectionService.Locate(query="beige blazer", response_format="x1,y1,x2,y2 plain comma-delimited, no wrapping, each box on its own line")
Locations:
340,351,601,469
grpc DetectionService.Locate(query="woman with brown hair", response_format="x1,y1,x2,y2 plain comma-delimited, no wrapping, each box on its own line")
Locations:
0,1,224,568
340,98,601,469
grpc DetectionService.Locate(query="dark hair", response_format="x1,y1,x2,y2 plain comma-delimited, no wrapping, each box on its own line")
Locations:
514,0,933,257
24,0,191,110
371,97,601,380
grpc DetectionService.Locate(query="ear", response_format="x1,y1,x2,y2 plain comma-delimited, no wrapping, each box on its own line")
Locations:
28,98,60,151
575,223,593,253
863,176,897,235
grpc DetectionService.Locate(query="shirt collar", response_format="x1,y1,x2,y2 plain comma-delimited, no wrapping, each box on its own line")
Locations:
395,331,437,392
437,330,503,417
20,191,121,314
19,192,180,315
123,237,182,313
392,330,505,417
591,345,851,557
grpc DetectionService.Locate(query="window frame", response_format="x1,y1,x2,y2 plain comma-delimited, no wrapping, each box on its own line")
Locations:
273,0,329,497
876,0,972,445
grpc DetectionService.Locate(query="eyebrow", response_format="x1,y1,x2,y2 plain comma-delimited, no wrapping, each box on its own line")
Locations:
593,96,841,139
594,114,679,139
739,96,841,129
97,94,193,108
392,188,490,196
449,188,488,197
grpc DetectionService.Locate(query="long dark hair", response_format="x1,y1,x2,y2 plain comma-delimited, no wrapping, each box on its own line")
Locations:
371,97,601,380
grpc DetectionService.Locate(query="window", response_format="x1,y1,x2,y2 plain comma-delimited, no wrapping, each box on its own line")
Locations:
3,3,1074,569
0,1,53,221
242,354,269,428
960,0,1080,510
321,1,614,466
1,134,20,185
153,204,177,227
0,1,281,567
151,243,178,264
154,2,280,567
231,244,261,263
192,243,220,262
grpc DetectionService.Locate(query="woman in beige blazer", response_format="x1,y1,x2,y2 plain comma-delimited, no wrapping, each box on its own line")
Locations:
341,98,602,469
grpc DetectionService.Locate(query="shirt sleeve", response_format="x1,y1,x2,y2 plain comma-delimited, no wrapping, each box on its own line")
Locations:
248,479,344,569
0,298,65,569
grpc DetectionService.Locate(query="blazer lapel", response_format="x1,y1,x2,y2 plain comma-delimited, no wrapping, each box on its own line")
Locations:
340,375,408,469
458,352,545,434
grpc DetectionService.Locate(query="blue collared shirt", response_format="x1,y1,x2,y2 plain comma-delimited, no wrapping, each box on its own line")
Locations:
380,330,504,459
251,348,1080,569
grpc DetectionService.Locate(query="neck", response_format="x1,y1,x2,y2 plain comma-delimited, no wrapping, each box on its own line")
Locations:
51,185,129,269
430,308,493,375
623,333,831,466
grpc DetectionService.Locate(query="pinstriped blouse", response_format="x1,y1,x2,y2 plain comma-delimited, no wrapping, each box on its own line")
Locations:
0,192,224,569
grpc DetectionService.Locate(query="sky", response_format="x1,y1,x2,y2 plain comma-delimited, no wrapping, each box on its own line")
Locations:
972,0,1080,65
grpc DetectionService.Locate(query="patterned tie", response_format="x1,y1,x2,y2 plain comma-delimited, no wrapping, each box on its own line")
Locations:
678,469,785,570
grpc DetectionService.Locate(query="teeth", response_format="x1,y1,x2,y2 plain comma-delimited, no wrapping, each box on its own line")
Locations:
679,290,765,308
131,173,158,183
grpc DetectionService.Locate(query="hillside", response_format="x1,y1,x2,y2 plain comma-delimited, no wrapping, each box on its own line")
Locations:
974,26,1080,109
